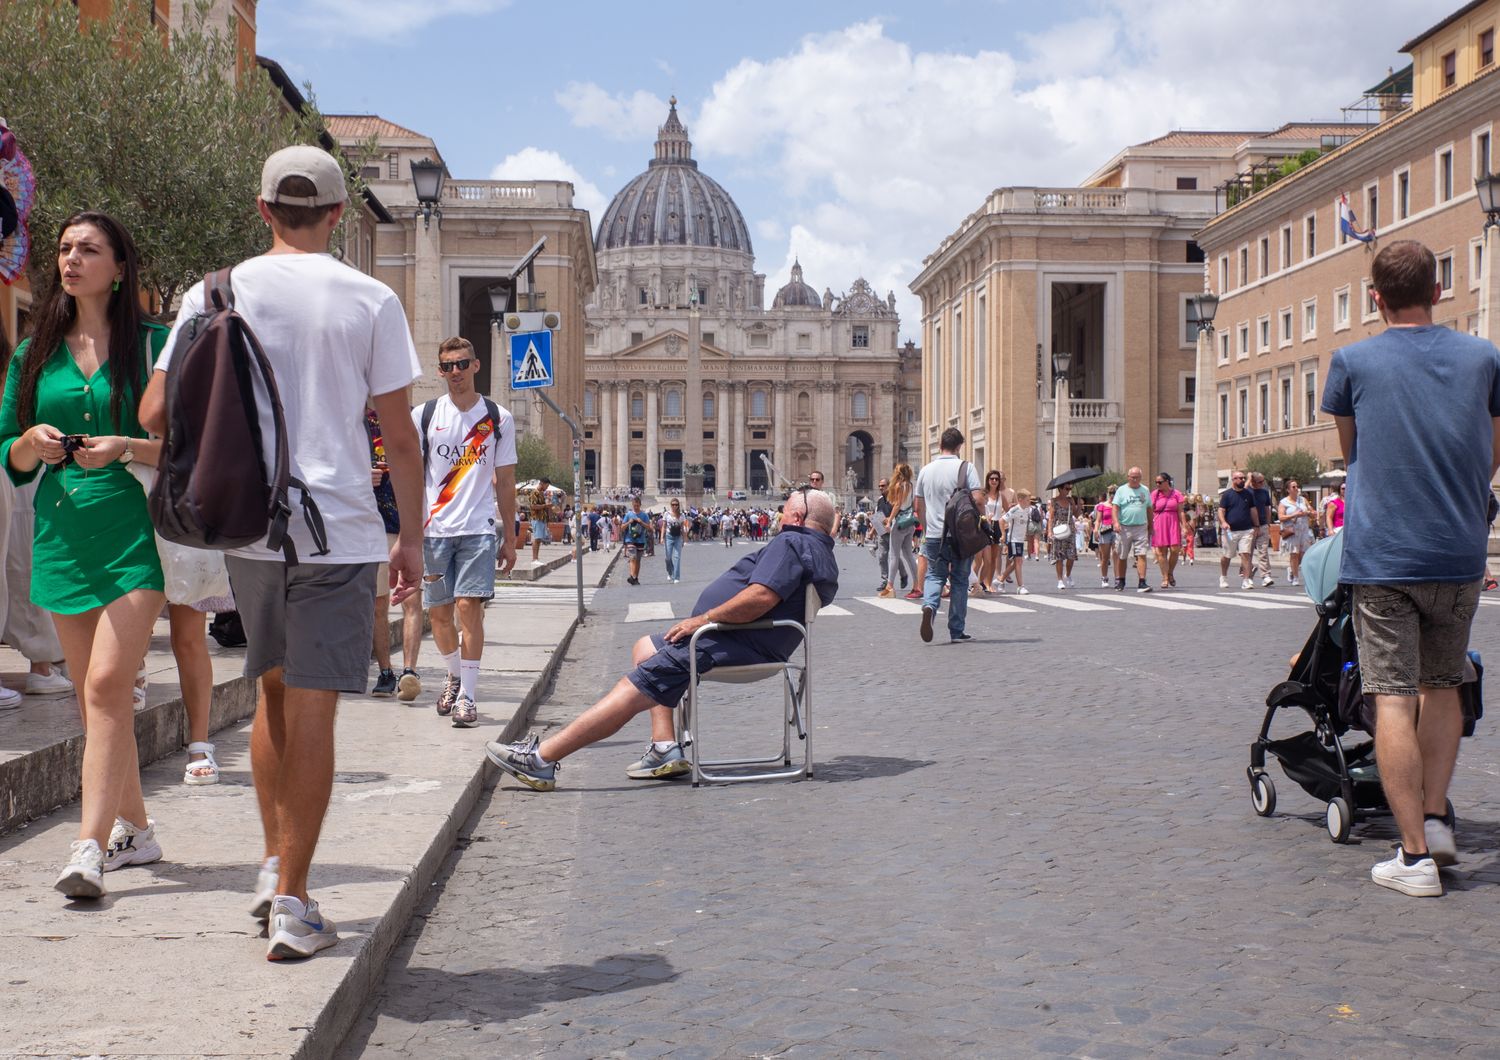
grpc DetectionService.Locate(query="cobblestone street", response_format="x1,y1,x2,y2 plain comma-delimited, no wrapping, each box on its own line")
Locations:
341,542,1500,1058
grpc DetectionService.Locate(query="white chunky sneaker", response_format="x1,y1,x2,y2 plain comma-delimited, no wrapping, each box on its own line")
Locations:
104,817,162,871
55,839,106,899
266,895,338,960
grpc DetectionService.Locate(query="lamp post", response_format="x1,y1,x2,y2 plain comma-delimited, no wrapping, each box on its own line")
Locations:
1476,173,1500,345
410,158,445,229
1051,350,1073,479
1189,291,1220,499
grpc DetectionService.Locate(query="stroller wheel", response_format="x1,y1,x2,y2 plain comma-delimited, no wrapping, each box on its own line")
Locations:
1326,797,1353,844
1250,771,1277,817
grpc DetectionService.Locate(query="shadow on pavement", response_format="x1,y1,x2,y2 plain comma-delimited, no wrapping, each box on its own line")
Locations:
814,754,937,783
337,952,679,1052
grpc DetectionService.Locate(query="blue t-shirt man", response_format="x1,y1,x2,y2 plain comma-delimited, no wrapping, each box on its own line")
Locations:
1321,325,1500,583
1218,485,1258,531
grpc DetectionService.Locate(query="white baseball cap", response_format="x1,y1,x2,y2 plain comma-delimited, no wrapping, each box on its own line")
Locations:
260,145,347,206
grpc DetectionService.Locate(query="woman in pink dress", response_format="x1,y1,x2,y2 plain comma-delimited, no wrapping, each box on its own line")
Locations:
1150,472,1188,589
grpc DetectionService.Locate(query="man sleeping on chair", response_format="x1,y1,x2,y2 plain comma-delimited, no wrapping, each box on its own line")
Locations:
486,488,838,791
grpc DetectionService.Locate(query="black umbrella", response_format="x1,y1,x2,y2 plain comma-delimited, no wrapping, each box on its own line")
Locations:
1045,466,1101,492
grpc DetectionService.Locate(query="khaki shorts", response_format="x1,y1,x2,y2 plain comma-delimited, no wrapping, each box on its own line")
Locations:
1351,580,1481,697
1117,524,1150,558
1223,528,1254,557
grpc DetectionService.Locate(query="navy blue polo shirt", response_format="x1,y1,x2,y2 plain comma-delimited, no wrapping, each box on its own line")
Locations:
689,524,839,658
1219,487,1257,531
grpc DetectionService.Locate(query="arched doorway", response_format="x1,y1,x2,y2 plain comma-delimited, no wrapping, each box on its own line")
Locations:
662,448,683,491
703,463,717,490
630,464,645,491
748,449,769,493
458,277,500,395
845,431,874,491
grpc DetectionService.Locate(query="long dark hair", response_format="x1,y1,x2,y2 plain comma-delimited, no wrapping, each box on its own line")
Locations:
19,211,144,431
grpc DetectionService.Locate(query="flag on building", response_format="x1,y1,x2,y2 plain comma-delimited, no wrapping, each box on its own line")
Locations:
1339,193,1376,244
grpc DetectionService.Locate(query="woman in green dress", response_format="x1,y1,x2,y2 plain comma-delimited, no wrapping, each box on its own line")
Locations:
0,211,166,899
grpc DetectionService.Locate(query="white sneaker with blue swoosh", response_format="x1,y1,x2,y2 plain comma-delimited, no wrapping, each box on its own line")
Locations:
266,895,338,960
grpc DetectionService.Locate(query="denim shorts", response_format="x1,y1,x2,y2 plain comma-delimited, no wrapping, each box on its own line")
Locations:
423,533,498,606
1351,580,1481,696
530,519,551,544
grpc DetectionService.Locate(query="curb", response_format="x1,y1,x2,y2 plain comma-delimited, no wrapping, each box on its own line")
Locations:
300,546,619,1060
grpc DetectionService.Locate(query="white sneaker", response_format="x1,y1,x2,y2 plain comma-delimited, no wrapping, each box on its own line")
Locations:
1057,579,1066,590
267,895,339,960
1219,576,1229,589
104,817,161,871
1261,576,1275,588
1241,578,1253,590
1371,847,1441,897
1017,587,1030,595
1065,576,1075,588
1424,818,1458,867
251,856,280,921
25,670,73,696
1101,578,1111,588
0,686,19,711
1289,576,1300,587
55,839,106,899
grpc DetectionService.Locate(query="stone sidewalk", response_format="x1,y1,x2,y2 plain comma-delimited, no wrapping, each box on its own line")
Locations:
0,545,613,1060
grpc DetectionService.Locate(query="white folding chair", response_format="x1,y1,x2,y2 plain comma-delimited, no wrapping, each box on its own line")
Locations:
675,583,820,786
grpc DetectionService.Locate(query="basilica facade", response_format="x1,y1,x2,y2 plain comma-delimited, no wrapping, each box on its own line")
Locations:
582,101,914,496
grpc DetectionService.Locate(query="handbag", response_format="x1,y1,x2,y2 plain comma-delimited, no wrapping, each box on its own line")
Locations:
895,505,917,531
128,462,232,604
1051,522,1072,540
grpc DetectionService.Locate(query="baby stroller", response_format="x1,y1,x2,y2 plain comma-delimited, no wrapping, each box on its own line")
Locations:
1248,530,1484,842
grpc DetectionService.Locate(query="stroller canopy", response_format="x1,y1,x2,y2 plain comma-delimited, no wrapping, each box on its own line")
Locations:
1301,529,1345,606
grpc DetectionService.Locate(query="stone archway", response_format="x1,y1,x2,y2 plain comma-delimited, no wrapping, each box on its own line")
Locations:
845,430,875,491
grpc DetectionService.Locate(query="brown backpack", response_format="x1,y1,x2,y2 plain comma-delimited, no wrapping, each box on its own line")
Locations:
149,268,327,563
943,461,989,561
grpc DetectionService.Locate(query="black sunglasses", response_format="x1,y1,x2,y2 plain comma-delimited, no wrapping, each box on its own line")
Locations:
437,359,473,373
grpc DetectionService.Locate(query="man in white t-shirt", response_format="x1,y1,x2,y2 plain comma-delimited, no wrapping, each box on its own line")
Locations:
141,145,424,962
913,427,983,644
413,336,518,728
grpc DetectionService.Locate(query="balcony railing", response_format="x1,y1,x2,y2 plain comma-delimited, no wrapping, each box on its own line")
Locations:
1042,399,1122,421
441,180,575,209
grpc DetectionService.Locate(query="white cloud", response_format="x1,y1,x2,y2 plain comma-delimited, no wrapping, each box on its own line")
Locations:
654,58,676,78
489,148,608,224
284,0,511,40
689,5,1433,335
556,83,670,142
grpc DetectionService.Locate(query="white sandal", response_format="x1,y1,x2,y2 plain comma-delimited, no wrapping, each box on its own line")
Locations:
183,742,220,786
132,668,148,709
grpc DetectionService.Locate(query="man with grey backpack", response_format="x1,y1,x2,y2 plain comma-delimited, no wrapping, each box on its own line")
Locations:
913,427,983,644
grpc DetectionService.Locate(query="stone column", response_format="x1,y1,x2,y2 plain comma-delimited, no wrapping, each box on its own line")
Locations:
773,382,790,485
878,382,897,482
599,381,614,490
817,381,838,489
644,383,660,494
1190,328,1215,499
716,383,730,490
731,382,747,490
616,383,630,490
411,218,443,402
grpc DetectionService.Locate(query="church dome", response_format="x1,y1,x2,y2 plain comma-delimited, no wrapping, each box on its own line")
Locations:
772,261,821,308
596,99,753,256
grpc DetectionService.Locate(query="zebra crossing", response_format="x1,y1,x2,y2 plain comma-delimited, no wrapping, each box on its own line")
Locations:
490,586,599,608
615,589,1310,623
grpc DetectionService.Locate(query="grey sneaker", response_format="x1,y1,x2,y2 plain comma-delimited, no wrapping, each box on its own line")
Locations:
486,732,558,791
251,856,279,921
626,742,691,780
55,839,106,899
397,668,421,702
104,816,161,872
266,896,338,961
371,669,398,698
451,694,478,728
435,674,460,717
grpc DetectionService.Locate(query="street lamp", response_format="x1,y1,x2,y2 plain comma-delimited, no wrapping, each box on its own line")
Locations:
1191,292,1220,335
410,157,445,229
1051,350,1072,387
1477,172,1500,229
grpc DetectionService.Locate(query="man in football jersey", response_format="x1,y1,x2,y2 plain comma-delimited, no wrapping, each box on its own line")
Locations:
413,337,517,727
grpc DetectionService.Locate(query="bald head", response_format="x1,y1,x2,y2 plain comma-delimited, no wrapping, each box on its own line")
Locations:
788,488,836,534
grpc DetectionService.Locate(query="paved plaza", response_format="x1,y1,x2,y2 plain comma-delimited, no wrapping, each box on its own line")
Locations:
340,540,1500,1058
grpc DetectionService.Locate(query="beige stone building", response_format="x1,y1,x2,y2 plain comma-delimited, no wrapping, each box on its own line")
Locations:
1196,0,1500,485
911,125,1350,492
329,116,597,465
583,101,913,497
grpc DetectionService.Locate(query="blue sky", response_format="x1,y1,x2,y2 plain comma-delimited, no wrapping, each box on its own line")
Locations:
259,0,1439,329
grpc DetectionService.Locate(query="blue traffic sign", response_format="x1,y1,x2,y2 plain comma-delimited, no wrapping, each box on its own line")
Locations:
509,330,554,389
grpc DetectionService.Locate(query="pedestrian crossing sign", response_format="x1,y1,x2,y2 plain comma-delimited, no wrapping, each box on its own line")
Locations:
509,330,554,390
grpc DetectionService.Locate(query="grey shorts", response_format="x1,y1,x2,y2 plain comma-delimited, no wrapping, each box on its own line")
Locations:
1351,580,1482,697
1117,524,1150,558
225,557,378,693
